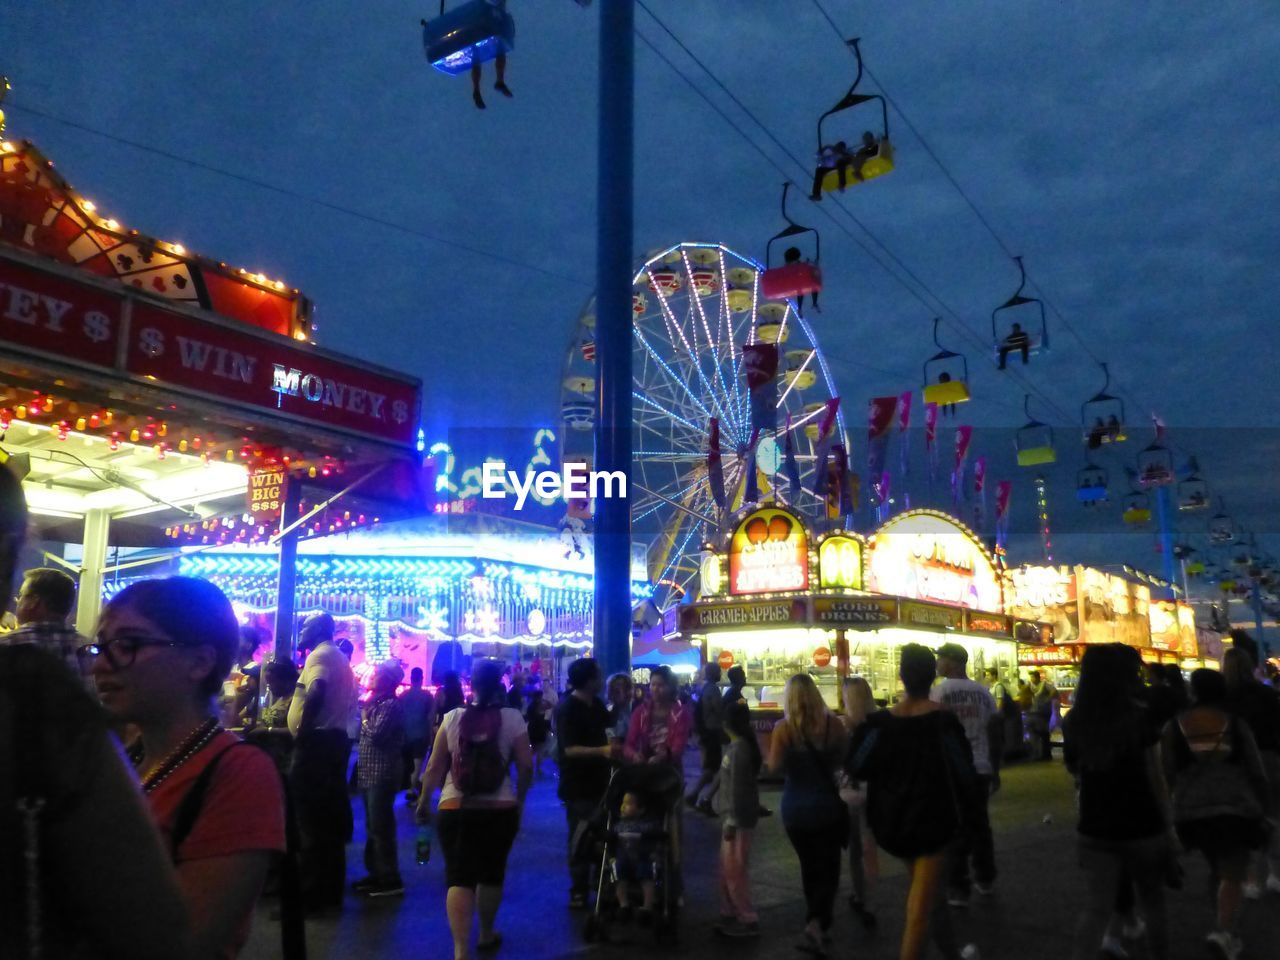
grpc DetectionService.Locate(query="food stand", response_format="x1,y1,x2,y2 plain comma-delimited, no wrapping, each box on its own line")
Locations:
678,507,1019,752
1006,564,1201,710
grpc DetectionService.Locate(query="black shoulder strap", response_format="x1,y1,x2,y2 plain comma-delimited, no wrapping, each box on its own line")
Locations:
170,739,306,959
169,741,243,859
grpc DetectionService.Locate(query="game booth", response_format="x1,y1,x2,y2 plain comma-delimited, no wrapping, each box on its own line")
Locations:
677,507,1022,752
0,138,425,647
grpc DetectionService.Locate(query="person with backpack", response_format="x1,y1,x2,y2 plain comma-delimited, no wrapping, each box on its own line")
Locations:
1062,643,1173,960
87,576,287,959
1162,668,1271,960
847,644,981,960
767,673,849,958
417,659,533,960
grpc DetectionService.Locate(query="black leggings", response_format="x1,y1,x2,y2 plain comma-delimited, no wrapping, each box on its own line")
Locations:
785,822,843,930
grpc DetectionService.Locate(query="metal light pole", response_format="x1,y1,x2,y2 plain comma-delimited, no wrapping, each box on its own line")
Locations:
1154,485,1176,587
593,0,635,679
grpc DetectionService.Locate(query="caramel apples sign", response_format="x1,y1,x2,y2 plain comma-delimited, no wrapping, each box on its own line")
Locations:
728,506,810,596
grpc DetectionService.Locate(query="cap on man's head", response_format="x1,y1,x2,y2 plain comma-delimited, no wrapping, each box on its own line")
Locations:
300,612,336,646
936,642,968,666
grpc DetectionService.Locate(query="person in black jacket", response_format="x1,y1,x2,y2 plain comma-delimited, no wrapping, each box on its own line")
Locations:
847,645,980,960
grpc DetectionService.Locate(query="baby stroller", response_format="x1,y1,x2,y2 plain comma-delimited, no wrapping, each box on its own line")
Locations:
581,763,682,945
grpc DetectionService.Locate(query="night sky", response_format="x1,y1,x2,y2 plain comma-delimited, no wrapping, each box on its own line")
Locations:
3,1,1277,574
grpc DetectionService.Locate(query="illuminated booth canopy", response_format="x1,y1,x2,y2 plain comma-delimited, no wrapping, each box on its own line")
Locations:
686,508,1017,708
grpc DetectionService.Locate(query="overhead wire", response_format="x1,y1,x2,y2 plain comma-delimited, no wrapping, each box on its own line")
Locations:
806,0,1250,547
807,0,1166,427
635,1,1076,425
5,100,590,289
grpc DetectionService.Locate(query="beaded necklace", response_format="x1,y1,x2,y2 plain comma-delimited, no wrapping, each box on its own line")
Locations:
133,716,222,794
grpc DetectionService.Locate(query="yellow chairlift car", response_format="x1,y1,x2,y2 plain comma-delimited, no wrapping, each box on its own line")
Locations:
812,39,893,197
922,318,971,406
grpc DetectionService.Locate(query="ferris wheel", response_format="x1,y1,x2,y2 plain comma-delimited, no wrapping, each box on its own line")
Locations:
560,241,847,610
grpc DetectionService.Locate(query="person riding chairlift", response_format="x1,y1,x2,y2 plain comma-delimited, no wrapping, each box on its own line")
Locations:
1088,418,1106,450
997,323,1031,370
784,246,820,316
810,131,879,200
936,372,957,418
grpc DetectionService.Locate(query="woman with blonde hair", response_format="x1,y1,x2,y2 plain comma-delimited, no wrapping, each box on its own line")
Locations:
768,674,849,956
840,676,878,927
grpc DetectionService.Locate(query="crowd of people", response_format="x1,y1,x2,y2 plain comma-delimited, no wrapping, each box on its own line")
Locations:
2,462,1279,960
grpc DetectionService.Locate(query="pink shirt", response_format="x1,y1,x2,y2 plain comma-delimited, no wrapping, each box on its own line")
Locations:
624,699,692,764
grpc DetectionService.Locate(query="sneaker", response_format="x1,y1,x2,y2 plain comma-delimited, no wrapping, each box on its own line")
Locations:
973,882,994,897
1100,934,1130,959
616,905,634,925
1242,881,1262,900
717,918,760,938
351,876,379,894
1267,874,1280,894
635,907,653,927
757,804,773,817
1120,916,1146,940
959,946,980,960
362,879,405,898
472,90,485,109
1205,930,1242,960
494,81,513,98
946,889,971,908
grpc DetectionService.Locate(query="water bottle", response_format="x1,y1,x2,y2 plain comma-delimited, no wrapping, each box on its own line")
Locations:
416,823,434,865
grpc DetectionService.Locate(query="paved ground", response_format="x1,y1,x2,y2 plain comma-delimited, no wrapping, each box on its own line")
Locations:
244,757,1280,959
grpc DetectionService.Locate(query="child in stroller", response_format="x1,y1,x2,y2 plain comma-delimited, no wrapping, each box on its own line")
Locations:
584,763,683,943
613,791,661,921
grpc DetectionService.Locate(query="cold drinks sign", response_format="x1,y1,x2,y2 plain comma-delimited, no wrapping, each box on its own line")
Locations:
727,506,810,596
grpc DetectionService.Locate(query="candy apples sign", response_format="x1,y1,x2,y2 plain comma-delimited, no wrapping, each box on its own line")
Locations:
728,507,809,596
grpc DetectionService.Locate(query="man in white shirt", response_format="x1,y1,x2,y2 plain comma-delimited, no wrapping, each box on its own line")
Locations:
287,613,357,912
932,642,998,906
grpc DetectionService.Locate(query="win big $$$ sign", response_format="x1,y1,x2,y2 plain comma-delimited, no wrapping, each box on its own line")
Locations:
247,467,286,524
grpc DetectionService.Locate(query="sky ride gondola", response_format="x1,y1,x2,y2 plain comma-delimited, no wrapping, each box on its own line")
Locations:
1077,463,1109,506
1136,443,1174,487
922,317,970,408
421,0,515,76
1208,506,1236,545
992,256,1048,367
1177,471,1209,511
1082,363,1126,448
812,38,893,197
759,183,822,311
1015,395,1056,467
1122,491,1152,526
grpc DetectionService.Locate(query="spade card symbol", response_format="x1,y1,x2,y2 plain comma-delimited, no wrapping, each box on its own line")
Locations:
173,275,187,290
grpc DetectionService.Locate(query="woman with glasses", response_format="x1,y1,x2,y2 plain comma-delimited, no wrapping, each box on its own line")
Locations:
85,577,286,959
0,467,193,959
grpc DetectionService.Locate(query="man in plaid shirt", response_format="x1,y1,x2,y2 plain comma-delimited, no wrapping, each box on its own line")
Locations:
1,567,87,678
354,658,406,897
